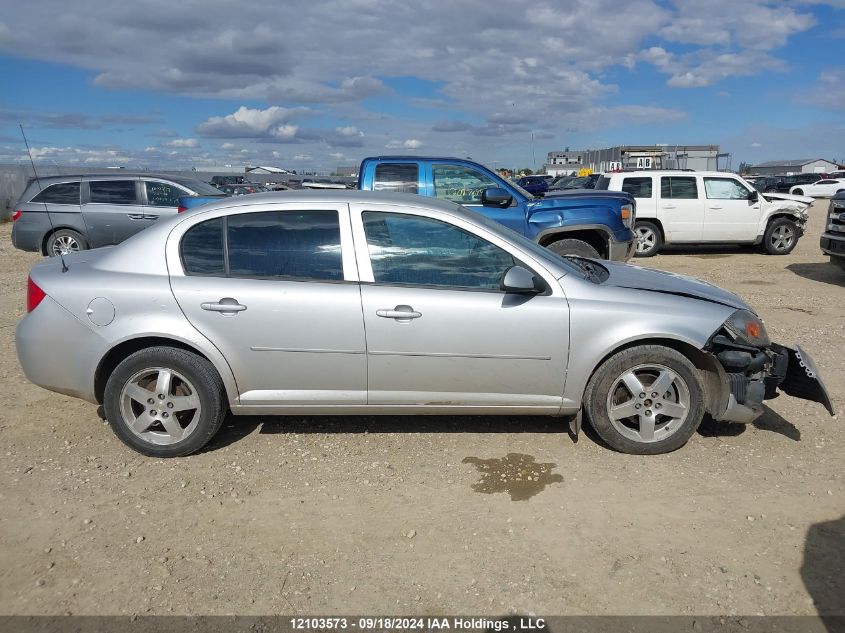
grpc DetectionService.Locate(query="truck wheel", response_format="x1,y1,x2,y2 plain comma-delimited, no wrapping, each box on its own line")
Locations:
46,229,87,257
545,238,600,259
104,347,227,457
583,345,705,455
633,221,662,257
763,217,798,255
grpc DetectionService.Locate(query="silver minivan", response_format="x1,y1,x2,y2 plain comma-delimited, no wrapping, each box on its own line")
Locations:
11,174,224,256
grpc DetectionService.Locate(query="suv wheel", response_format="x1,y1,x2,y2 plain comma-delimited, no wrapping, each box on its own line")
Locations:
546,238,600,259
46,229,87,257
633,221,662,257
584,345,705,455
104,347,227,457
763,217,798,255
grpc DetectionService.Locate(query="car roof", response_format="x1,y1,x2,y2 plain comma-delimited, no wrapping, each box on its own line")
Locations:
27,173,202,184
604,170,744,178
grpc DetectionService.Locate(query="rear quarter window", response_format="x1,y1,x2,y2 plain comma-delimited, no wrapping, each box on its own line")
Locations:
30,182,80,204
180,218,225,275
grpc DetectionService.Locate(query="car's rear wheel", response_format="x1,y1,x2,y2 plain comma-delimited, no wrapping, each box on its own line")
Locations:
545,238,600,259
763,217,798,255
46,229,87,257
584,345,705,455
633,221,662,257
793,188,804,196
104,347,227,457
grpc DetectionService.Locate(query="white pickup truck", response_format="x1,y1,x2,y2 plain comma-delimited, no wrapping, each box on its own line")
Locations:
596,170,814,257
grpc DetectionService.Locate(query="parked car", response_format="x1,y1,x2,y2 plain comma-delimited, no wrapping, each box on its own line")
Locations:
16,191,832,457
11,174,225,256
210,175,245,187
821,191,845,271
596,170,813,257
789,178,845,197
358,156,635,260
548,176,576,191
515,175,550,196
558,174,600,190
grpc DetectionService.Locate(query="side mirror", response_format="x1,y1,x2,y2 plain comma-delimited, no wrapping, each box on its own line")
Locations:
500,265,543,295
747,190,759,202
481,187,513,208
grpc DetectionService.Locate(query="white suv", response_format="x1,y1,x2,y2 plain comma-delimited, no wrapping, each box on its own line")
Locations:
596,171,813,257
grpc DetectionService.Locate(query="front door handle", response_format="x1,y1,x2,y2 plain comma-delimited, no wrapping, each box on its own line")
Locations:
201,297,247,315
376,305,422,320
708,206,723,210
127,213,147,220
662,205,676,210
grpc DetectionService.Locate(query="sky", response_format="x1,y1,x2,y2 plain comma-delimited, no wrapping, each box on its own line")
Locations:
0,0,843,173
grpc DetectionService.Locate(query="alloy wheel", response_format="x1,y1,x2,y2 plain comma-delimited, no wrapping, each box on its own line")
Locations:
52,235,81,256
605,364,691,443
119,367,202,446
635,226,656,254
770,225,795,252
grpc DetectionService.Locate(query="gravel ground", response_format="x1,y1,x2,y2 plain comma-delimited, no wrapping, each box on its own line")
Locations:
0,203,842,617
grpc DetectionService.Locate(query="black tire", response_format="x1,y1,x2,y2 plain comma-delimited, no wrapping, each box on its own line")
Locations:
45,229,88,257
103,346,227,457
764,187,777,193
763,217,799,255
583,345,706,455
633,220,662,257
793,188,804,196
545,238,600,259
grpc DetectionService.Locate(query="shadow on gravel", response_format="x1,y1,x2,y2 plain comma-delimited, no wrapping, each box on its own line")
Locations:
802,514,845,632
656,244,758,257
787,262,845,288
697,406,800,441
204,414,565,452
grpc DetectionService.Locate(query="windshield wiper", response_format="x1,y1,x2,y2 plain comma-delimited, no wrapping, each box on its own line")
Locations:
565,256,606,283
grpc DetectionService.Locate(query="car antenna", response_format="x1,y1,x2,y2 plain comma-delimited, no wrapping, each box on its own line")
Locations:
20,124,68,272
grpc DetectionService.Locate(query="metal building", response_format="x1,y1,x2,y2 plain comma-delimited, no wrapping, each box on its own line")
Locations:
749,159,839,175
545,145,728,176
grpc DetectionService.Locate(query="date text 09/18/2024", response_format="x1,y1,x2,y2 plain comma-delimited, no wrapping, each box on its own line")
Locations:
289,617,546,631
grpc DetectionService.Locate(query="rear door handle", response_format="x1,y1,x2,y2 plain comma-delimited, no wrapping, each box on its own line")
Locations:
127,213,146,220
376,305,422,320
201,298,247,315
662,205,676,209
708,206,723,210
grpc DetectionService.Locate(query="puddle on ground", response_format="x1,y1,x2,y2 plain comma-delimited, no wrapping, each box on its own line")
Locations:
462,453,563,501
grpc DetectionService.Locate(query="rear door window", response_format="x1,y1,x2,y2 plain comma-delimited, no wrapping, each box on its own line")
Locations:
373,163,419,194
227,210,343,281
660,176,698,199
30,182,80,204
89,180,138,205
621,177,653,198
145,181,188,207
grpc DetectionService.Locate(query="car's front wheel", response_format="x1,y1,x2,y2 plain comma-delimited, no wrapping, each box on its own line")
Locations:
545,238,600,259
583,345,705,454
104,347,227,457
763,217,799,255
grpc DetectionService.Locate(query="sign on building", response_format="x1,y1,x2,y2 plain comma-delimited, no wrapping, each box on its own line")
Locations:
636,157,653,169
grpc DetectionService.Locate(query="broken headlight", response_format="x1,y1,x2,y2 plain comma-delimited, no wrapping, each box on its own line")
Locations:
723,309,770,348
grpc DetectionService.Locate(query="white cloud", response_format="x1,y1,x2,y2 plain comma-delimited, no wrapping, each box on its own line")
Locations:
163,137,199,148
386,138,423,149
197,106,309,138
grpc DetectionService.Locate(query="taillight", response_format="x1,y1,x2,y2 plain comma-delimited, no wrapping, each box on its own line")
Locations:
26,276,46,313
177,206,187,213
11,209,23,222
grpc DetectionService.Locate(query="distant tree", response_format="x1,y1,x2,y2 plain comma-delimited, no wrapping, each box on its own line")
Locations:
738,162,751,174
519,168,533,176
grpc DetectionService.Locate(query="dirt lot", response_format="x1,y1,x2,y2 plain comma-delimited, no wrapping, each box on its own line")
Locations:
0,203,842,617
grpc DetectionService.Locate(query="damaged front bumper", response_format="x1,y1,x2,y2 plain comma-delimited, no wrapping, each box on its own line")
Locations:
712,342,834,424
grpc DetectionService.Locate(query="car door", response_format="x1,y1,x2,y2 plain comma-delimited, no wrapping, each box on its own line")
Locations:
82,178,146,246
657,176,703,242
168,202,367,406
350,203,569,410
701,176,761,241
430,163,527,234
142,179,191,222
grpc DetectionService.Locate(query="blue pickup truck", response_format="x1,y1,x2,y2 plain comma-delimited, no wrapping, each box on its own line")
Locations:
357,156,636,260
180,156,637,260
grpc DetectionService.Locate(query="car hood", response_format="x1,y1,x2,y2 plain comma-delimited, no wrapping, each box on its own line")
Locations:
762,192,813,206
597,260,751,311
532,188,634,208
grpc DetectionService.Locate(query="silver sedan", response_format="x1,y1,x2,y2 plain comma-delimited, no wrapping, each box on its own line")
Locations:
16,191,833,457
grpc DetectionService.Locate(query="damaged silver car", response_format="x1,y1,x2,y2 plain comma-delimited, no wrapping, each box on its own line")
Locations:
15,191,834,457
